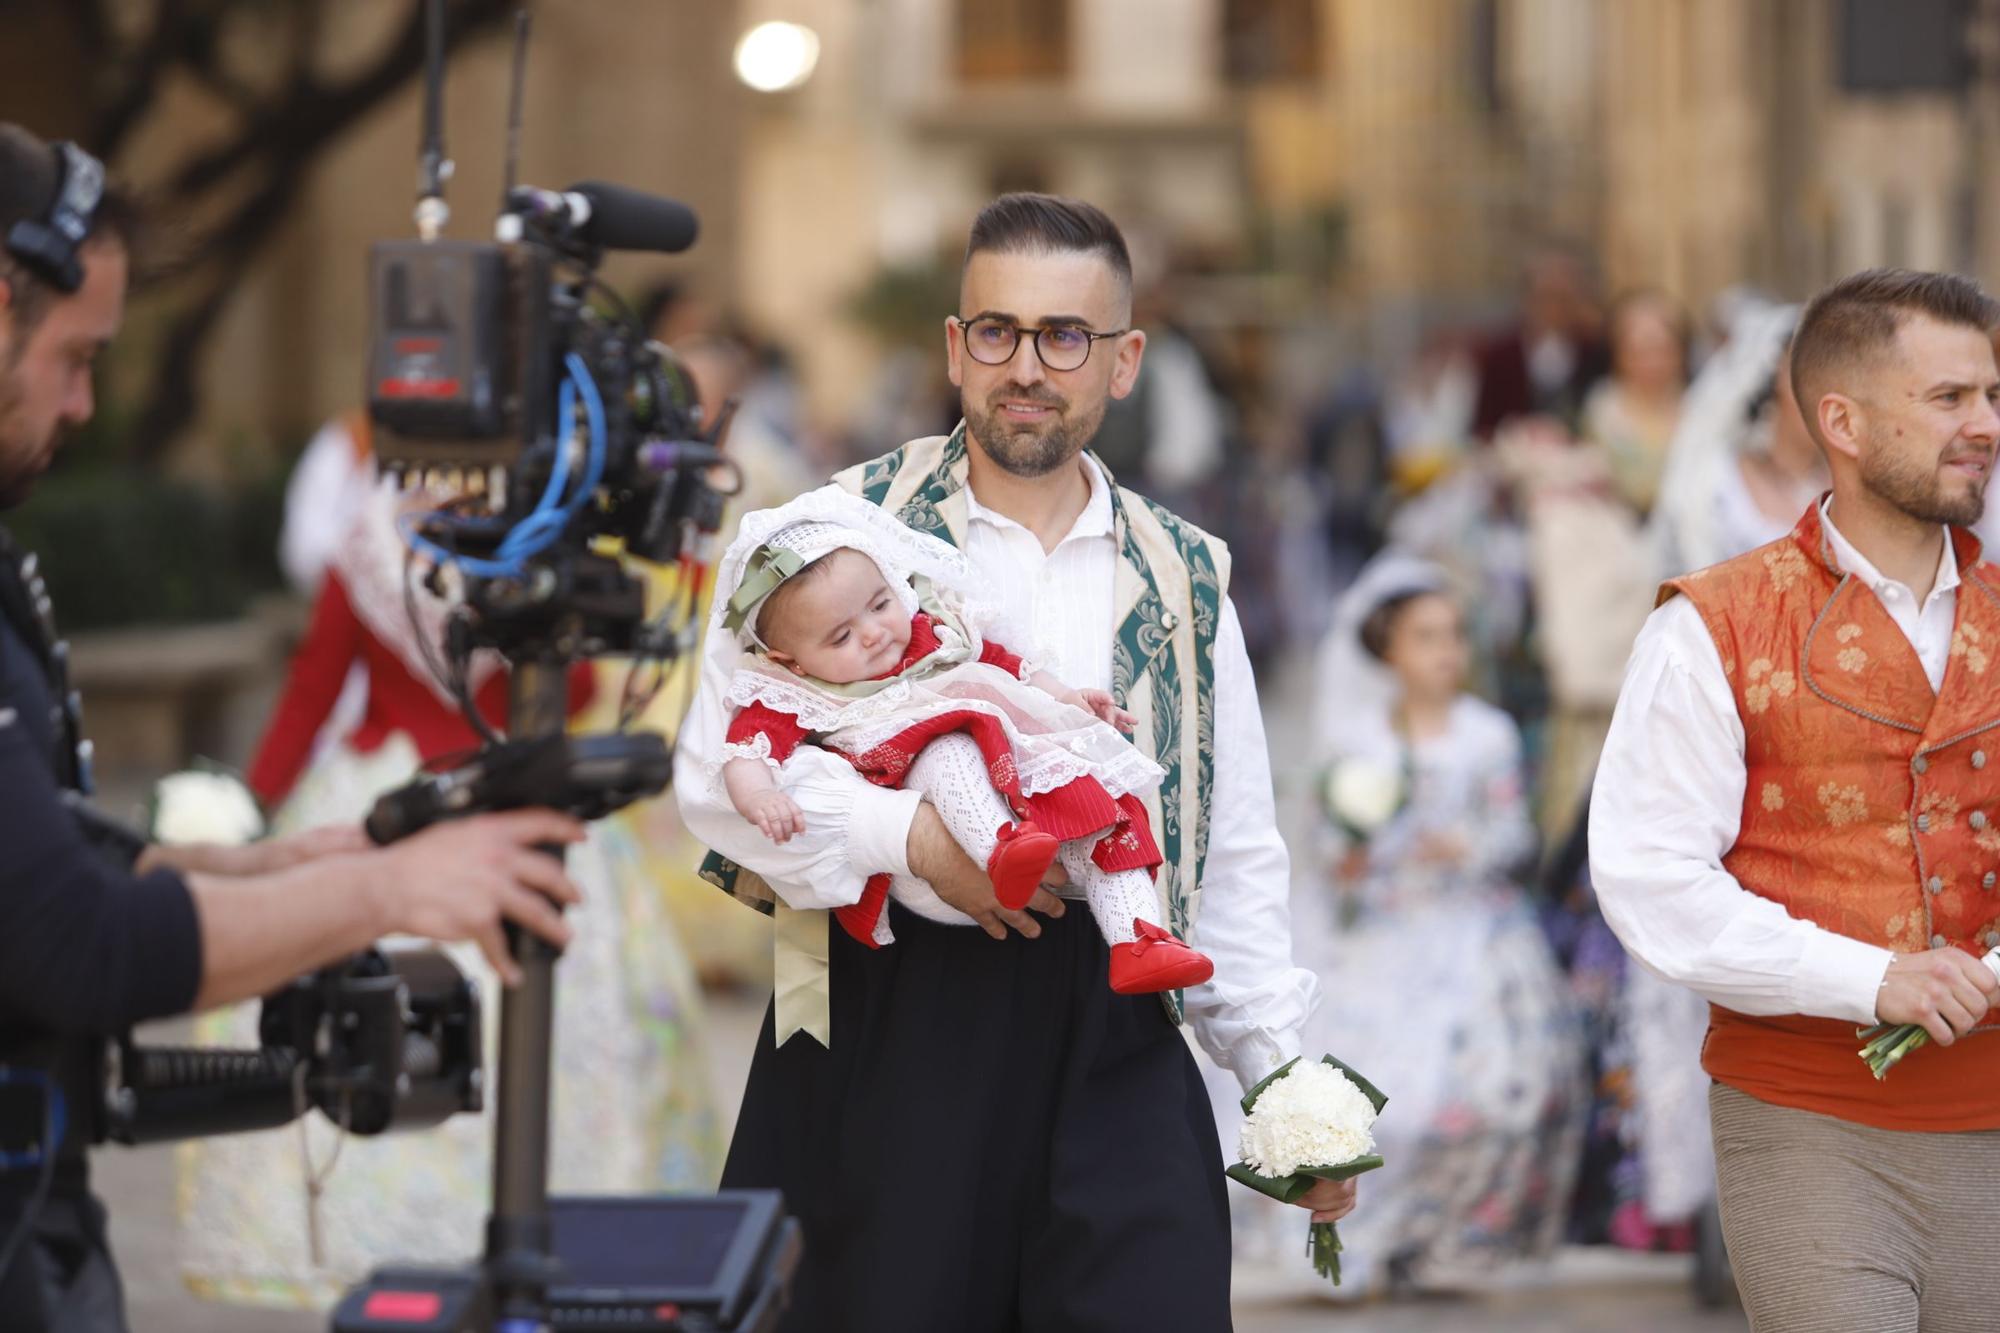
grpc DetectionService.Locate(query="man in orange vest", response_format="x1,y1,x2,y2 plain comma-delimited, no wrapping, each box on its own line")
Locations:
1593,267,2000,1333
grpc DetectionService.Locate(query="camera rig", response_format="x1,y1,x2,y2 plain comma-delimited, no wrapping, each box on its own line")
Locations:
322,6,794,1332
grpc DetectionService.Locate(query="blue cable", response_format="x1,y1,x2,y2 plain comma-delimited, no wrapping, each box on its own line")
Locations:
400,353,608,579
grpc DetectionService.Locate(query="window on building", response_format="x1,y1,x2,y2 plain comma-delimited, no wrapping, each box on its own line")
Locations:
1222,0,1321,86
957,0,1071,84
1837,0,1968,93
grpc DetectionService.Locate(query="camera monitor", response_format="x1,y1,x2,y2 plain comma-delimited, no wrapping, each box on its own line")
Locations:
546,1191,798,1331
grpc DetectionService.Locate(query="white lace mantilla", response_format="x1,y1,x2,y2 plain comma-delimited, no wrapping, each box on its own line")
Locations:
336,480,504,707
722,659,1162,801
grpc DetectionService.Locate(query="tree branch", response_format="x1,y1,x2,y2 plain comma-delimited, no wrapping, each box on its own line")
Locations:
166,0,512,198
118,0,517,458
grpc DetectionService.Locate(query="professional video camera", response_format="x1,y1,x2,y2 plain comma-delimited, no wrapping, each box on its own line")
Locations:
101,946,480,1148
314,6,797,1332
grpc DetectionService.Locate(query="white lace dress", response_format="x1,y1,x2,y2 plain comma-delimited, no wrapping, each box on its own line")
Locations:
1239,697,1587,1293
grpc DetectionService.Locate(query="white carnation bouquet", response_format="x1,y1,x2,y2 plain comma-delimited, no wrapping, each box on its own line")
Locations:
1227,1054,1387,1285
1857,945,2000,1078
1318,756,1407,843
150,766,265,847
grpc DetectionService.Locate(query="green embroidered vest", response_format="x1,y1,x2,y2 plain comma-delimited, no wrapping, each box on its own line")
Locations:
700,423,1230,1023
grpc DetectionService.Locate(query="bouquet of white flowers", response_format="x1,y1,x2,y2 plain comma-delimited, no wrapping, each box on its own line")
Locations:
1857,945,2000,1079
1319,756,1406,844
150,766,265,847
1226,1054,1387,1285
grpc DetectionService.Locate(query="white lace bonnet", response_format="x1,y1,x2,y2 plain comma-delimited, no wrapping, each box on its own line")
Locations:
713,486,978,651
1311,550,1455,760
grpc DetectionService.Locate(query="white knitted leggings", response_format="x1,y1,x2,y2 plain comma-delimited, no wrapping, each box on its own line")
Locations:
898,734,1157,945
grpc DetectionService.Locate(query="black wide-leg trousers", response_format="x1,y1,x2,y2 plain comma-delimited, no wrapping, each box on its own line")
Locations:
721,903,1233,1333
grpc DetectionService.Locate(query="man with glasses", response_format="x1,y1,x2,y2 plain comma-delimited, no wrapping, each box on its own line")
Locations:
678,193,1350,1329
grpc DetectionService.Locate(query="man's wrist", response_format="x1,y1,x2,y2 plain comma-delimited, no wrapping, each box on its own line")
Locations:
1793,930,1898,1026
856,784,923,880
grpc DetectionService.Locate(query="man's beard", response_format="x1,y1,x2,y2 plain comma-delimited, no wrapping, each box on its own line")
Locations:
963,387,1108,479
0,367,30,511
1861,441,1990,527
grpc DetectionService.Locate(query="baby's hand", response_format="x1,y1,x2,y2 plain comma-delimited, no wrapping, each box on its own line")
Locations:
744,790,807,844
1075,688,1136,732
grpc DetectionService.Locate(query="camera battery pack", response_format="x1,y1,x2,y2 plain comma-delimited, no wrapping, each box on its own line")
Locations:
369,239,551,472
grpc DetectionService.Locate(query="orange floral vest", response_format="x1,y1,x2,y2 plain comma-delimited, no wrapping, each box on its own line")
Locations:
1663,502,2000,1131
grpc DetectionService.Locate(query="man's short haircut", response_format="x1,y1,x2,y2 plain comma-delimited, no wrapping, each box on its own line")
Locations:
1790,268,2000,432
0,123,140,343
963,193,1132,307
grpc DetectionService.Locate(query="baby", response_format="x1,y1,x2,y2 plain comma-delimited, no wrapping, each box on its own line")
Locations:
714,490,1212,996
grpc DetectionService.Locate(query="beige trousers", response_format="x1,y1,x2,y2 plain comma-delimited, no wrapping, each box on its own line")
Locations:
1710,1082,2000,1333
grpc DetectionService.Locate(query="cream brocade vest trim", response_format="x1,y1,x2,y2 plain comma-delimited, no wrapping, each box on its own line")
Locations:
700,424,1230,1043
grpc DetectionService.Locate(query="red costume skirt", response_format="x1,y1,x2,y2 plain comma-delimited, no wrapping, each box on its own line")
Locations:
833,709,1161,948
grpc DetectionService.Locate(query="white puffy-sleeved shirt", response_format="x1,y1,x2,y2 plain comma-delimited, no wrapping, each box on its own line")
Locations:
675,458,1319,1089
1590,500,1958,1027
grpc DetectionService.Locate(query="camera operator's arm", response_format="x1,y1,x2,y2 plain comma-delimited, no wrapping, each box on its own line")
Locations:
136,824,373,879
183,808,585,1008
0,675,582,1036
0,706,206,1036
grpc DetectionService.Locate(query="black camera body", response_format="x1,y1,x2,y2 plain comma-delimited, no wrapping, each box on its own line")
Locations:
101,946,481,1148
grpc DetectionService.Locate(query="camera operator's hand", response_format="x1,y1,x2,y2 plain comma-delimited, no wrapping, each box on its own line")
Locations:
378,809,587,985
187,808,587,1011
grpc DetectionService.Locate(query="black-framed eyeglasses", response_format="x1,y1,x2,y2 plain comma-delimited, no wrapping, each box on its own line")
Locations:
952,316,1128,372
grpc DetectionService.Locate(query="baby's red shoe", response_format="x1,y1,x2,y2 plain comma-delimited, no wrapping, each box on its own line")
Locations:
1108,919,1215,994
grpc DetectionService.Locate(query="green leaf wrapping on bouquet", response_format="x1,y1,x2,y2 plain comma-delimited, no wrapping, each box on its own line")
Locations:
1224,1153,1385,1202
1237,1054,1390,1118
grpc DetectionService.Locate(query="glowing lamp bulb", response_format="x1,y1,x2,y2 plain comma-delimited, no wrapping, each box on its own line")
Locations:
734,22,821,94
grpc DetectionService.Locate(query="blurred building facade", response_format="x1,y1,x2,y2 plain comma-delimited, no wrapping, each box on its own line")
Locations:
9,0,2000,454
743,0,2000,423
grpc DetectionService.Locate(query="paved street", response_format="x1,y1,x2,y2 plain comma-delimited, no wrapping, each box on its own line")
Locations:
101,989,1746,1332
103,1134,1745,1332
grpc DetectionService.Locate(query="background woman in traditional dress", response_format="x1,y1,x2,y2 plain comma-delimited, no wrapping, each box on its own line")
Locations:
1551,299,1812,1272
1253,553,1586,1297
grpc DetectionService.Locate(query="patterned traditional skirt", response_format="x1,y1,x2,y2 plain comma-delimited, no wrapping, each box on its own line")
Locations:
1230,881,1588,1294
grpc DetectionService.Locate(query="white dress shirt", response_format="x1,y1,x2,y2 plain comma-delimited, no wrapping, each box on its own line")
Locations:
1590,501,1959,1027
675,459,1318,1088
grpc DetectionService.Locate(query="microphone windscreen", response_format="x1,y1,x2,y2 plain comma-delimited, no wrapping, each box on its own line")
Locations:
566,181,699,254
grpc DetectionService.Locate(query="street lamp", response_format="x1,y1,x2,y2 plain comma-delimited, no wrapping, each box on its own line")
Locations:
733,21,821,94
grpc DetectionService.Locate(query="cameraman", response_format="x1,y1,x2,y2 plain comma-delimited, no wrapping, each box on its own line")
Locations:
0,122,583,1332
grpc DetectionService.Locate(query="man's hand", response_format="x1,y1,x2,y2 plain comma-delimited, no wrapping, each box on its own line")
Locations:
741,790,807,844
906,802,1065,940
1294,1177,1359,1224
377,809,587,984
1073,688,1136,732
1875,946,2000,1045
